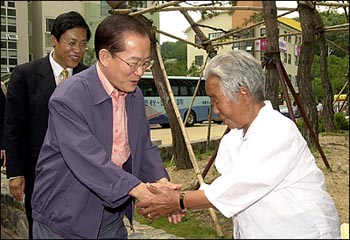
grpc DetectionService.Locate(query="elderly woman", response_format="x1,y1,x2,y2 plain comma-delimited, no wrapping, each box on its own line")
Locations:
137,50,340,239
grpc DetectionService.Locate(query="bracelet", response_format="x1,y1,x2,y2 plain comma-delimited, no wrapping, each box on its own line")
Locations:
179,192,186,210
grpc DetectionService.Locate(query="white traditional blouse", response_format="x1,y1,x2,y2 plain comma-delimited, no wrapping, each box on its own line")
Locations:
201,101,340,239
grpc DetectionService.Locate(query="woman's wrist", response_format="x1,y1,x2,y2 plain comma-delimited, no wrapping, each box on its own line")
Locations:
179,191,187,210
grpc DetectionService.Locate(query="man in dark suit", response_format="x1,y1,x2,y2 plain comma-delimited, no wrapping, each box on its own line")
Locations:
4,11,91,239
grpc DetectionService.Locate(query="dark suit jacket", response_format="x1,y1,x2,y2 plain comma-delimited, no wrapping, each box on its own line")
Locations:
4,54,88,194
0,88,5,150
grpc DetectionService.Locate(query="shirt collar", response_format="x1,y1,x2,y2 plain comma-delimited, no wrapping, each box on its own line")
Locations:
96,62,127,98
49,49,73,78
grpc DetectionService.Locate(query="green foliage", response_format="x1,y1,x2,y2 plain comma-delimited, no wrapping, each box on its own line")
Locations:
161,41,187,76
318,116,325,133
319,11,348,57
187,62,201,77
311,54,349,101
333,112,349,130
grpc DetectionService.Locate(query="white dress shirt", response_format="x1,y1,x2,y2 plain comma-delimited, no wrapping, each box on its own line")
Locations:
49,49,73,85
201,101,340,239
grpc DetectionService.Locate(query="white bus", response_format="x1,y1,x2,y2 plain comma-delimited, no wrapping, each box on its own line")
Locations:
139,75,221,127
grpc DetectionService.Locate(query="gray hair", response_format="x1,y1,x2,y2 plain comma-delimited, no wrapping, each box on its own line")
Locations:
204,50,265,102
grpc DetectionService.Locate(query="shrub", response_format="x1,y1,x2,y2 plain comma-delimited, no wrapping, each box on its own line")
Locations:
334,112,349,130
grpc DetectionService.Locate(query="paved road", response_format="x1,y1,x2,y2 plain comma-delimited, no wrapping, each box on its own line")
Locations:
150,122,228,145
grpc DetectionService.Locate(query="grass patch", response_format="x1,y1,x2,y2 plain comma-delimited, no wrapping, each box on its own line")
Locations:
134,211,222,239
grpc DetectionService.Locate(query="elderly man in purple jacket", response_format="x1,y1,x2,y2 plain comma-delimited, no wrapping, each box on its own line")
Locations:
31,14,182,239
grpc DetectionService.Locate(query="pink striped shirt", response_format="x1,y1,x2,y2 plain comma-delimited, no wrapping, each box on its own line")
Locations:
96,63,130,168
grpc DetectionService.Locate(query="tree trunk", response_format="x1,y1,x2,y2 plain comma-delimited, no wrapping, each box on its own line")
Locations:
262,1,281,110
313,12,336,131
297,1,318,146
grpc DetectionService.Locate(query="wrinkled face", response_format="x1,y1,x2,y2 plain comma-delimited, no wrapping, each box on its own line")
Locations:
99,32,151,93
51,27,88,69
205,76,248,130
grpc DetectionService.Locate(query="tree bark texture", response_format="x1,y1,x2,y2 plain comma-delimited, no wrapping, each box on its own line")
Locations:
297,1,318,146
262,1,281,110
313,12,336,131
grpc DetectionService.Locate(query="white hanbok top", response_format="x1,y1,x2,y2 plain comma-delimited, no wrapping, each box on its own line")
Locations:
201,101,340,239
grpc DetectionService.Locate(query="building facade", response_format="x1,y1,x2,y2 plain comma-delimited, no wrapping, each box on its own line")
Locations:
1,1,159,78
185,1,301,92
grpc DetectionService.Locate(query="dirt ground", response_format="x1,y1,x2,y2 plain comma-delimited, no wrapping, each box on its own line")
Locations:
166,133,349,238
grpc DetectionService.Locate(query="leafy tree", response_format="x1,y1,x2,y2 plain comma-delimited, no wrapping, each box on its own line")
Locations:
312,54,349,101
319,11,348,58
160,41,187,76
187,62,201,77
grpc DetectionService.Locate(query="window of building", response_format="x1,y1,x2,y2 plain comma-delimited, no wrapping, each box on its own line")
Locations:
1,58,7,65
8,41,16,49
194,35,201,45
260,28,265,37
46,18,55,32
284,53,287,63
1,17,5,24
195,55,203,66
7,9,16,17
1,67,10,73
8,17,16,25
9,58,17,65
45,33,51,48
8,34,17,40
0,41,5,48
1,9,5,16
1,33,7,40
288,54,291,64
208,32,224,40
1,49,7,57
1,1,4,7
7,25,16,32
7,1,16,8
9,49,17,57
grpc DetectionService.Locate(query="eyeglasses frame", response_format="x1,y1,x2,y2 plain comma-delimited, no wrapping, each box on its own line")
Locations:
114,54,154,72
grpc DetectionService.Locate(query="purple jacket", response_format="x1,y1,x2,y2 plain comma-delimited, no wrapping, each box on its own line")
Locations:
31,64,169,238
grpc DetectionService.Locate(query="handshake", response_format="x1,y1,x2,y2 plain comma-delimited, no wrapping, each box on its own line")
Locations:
135,180,187,224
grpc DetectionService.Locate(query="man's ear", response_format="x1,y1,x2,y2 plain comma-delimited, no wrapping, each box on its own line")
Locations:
99,49,111,67
50,35,58,48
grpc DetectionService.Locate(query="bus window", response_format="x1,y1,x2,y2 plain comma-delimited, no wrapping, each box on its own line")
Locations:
139,75,221,127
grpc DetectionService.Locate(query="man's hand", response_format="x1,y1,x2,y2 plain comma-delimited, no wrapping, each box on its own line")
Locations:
9,176,25,202
136,184,185,223
155,178,182,191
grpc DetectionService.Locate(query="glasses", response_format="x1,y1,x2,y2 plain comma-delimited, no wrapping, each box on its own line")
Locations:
61,38,88,51
115,55,154,72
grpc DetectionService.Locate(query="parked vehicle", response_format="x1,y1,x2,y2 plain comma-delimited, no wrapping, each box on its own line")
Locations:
139,75,221,127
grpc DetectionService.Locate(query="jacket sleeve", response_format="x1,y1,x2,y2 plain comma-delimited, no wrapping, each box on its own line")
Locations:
5,66,28,178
